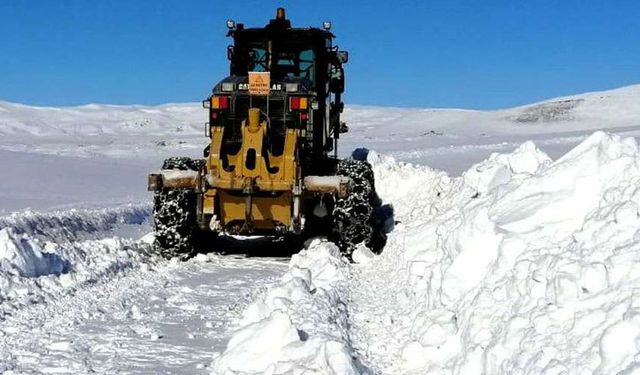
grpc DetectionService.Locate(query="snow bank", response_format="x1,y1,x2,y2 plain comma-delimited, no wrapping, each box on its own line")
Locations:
213,238,364,374
0,204,150,242
0,206,155,316
0,228,70,278
361,131,640,373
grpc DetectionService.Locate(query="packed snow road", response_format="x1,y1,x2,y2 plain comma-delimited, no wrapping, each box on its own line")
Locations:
0,207,287,374
1,256,284,374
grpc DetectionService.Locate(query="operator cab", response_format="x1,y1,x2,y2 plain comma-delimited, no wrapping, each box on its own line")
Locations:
232,37,317,85
204,8,348,175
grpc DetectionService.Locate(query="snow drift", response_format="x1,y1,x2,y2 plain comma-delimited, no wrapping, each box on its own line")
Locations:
0,204,150,242
0,205,155,317
0,228,70,278
356,131,640,374
214,238,363,374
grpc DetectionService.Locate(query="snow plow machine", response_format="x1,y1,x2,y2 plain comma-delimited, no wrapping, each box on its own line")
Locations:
148,8,384,259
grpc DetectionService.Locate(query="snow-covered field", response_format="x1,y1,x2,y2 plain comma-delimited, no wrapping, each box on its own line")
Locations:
1,84,640,374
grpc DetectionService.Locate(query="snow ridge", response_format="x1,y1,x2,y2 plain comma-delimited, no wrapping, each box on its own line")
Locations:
0,205,155,319
0,203,151,242
350,131,640,374
214,238,365,374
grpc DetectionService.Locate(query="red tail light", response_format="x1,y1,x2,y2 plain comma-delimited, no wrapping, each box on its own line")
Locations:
212,95,229,109
290,97,300,110
289,97,308,111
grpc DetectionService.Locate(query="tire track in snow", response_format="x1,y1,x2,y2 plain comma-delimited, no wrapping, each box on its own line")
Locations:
345,151,462,373
1,254,286,374
349,255,413,374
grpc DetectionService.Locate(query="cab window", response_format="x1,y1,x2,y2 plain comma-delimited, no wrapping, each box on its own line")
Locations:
272,48,315,81
248,47,268,72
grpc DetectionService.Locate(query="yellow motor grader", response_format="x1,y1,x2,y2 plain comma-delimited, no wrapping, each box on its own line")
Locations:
148,9,383,259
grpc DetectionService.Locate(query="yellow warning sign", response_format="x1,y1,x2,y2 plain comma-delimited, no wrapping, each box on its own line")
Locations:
248,72,270,96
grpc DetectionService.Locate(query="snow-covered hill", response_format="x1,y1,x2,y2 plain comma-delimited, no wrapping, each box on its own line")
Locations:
0,101,202,138
344,84,640,132
2,84,639,137
1,84,640,164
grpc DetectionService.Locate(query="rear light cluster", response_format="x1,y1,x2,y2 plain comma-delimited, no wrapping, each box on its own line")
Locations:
208,95,310,130
289,96,309,125
208,95,230,126
289,96,308,110
212,95,229,109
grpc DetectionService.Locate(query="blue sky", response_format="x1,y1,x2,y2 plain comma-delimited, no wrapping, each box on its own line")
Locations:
1,0,639,109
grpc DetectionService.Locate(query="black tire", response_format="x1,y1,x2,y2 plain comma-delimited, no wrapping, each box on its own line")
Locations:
161,157,204,172
152,157,203,260
332,159,385,257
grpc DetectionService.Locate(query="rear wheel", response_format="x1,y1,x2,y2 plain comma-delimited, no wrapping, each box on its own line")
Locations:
332,159,384,257
152,157,202,260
